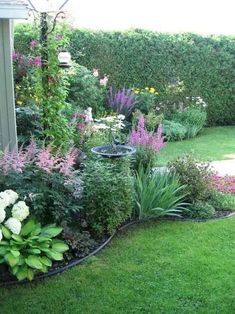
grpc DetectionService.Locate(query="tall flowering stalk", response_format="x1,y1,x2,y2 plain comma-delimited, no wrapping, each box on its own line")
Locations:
130,115,165,152
108,87,137,117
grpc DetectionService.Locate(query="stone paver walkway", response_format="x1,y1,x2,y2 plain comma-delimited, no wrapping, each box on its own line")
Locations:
210,159,235,176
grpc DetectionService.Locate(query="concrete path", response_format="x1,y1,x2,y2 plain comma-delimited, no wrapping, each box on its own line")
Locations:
210,159,235,176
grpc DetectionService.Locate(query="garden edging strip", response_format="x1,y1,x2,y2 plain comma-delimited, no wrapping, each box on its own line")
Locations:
1,211,235,287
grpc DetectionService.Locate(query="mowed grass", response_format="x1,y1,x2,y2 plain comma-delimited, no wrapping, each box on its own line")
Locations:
158,126,235,165
1,217,235,314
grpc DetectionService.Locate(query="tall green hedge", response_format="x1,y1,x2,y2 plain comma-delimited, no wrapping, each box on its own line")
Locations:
14,25,235,125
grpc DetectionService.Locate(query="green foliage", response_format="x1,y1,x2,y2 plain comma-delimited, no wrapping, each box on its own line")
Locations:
0,220,68,281
62,223,95,259
134,166,187,219
134,87,159,114
188,201,215,219
132,109,163,131
16,106,42,144
209,191,235,210
67,63,105,114
168,154,213,202
81,158,134,236
0,166,81,225
131,146,157,171
173,107,207,139
164,120,187,141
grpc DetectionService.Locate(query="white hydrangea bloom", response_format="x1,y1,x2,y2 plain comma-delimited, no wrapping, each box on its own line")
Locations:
0,191,11,207
12,201,29,222
5,218,22,235
4,190,19,205
0,208,6,224
0,198,8,211
0,229,2,242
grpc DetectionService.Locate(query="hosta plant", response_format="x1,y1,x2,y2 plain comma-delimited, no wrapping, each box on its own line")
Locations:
0,220,69,281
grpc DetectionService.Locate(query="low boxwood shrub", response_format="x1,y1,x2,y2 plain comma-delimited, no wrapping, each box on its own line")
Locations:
81,158,134,236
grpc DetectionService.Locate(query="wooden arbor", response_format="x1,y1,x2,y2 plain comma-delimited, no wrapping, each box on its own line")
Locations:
0,0,28,151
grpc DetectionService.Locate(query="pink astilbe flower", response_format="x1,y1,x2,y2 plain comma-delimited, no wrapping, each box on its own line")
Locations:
30,40,38,49
25,140,39,162
36,147,59,173
129,115,165,152
0,146,27,174
28,56,42,66
57,148,79,176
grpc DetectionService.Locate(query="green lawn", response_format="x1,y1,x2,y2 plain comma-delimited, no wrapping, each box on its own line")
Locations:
158,126,235,165
1,218,235,314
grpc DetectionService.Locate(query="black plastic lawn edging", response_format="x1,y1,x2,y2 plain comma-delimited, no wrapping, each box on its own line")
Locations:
1,212,235,287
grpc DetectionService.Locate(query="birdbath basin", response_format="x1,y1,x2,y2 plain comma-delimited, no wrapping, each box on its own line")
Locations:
91,144,136,158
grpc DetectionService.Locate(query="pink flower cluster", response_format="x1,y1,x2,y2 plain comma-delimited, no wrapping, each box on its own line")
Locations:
212,175,235,194
129,115,165,152
28,56,42,66
0,141,79,177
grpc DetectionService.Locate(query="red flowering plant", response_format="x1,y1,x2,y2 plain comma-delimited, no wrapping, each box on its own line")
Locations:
0,140,83,225
129,114,166,169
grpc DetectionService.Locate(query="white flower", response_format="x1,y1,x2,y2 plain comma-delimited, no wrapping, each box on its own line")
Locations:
92,123,110,131
4,190,19,205
0,198,8,212
12,201,29,222
0,230,2,242
5,218,22,235
0,191,11,207
0,208,6,223
92,68,99,77
117,114,125,120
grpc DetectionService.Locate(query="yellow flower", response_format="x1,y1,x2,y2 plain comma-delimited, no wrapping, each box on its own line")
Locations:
155,91,159,95
134,91,140,94
145,87,149,91
16,85,20,90
17,101,23,106
149,87,155,93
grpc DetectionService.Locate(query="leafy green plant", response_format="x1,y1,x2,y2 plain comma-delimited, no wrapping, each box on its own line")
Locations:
133,87,159,114
209,191,235,210
163,120,187,141
188,201,215,219
134,166,188,220
67,63,105,114
168,154,214,202
132,109,163,131
81,158,134,236
173,107,207,139
0,220,69,281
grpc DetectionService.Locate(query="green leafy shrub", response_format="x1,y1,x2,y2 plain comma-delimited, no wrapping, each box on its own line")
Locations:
164,120,187,141
81,159,134,236
0,220,68,281
188,201,215,219
134,166,188,219
67,63,105,114
209,191,235,210
133,87,159,114
132,109,163,132
168,155,214,203
173,107,207,139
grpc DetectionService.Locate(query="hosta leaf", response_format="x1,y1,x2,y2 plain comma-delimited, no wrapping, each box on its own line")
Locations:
52,242,69,253
27,248,41,255
16,266,28,281
10,250,20,257
41,225,63,238
25,255,43,270
11,234,24,243
27,268,34,281
30,223,41,236
21,220,36,236
2,226,11,239
0,246,8,256
40,256,52,267
5,253,19,268
46,250,63,261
